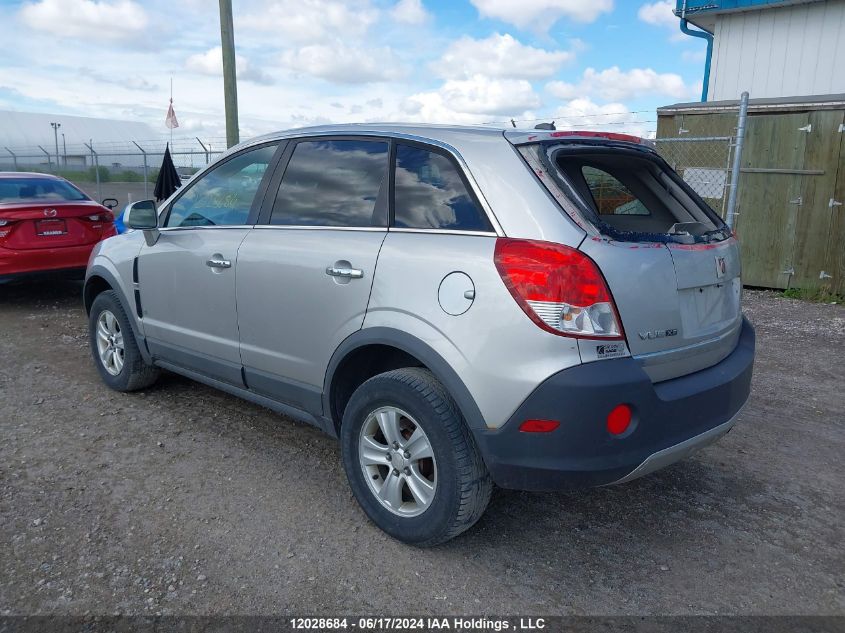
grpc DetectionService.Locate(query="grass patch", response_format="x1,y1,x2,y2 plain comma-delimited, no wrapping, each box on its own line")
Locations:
781,287,843,304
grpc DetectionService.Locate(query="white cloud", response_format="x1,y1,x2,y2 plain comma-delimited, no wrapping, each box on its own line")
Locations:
470,0,614,30
186,47,273,85
682,49,706,62
391,0,430,24
19,0,148,40
281,43,406,84
638,1,677,28
435,33,574,80
238,0,378,44
403,75,541,122
547,66,695,101
522,98,656,138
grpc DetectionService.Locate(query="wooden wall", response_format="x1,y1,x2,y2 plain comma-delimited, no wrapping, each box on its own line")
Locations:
657,107,845,293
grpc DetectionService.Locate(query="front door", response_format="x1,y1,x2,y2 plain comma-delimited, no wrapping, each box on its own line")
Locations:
236,138,390,410
138,142,280,385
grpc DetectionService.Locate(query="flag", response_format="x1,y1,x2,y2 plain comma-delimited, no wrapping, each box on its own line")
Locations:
154,144,182,202
165,99,179,130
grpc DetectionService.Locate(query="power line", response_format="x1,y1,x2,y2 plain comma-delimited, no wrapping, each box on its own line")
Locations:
483,109,656,126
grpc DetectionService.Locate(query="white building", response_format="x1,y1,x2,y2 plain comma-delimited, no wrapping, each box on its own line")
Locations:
677,0,845,101
0,110,157,169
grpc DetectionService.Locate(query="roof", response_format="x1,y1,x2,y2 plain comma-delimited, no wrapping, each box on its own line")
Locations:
0,171,62,179
241,122,644,152
658,93,845,114
0,110,157,153
676,0,826,30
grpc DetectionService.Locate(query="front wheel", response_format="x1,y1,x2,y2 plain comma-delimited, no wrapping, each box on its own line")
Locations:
341,368,492,546
89,290,159,391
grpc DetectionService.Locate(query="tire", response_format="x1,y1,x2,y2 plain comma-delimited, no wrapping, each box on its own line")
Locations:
89,290,159,392
341,367,492,546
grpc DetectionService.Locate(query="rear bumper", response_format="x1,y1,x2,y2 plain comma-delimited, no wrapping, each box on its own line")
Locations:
473,317,755,491
0,243,97,282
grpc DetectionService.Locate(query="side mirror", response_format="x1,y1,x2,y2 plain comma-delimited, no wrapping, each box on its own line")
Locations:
124,200,160,245
102,197,119,210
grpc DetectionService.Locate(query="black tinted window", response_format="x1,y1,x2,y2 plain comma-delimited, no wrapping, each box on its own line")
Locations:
166,144,277,227
269,140,388,227
393,144,491,231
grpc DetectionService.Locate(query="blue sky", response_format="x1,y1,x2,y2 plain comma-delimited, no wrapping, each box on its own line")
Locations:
0,0,707,140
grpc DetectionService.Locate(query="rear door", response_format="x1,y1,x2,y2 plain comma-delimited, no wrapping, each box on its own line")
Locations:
524,143,743,381
138,142,281,385
236,137,389,410
580,160,742,382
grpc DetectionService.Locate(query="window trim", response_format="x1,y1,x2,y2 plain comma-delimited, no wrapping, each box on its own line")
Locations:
159,140,287,230
256,135,392,229
390,139,495,234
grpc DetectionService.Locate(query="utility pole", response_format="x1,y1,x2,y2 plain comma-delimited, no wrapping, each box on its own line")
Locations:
50,122,61,170
61,133,66,167
219,0,239,148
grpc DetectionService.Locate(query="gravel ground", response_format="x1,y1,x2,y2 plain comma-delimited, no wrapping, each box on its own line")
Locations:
0,284,843,616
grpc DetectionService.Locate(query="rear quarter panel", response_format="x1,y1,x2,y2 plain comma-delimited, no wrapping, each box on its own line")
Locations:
365,232,582,429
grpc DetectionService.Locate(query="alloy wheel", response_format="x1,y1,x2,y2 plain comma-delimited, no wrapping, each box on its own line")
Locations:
358,406,437,517
95,309,125,376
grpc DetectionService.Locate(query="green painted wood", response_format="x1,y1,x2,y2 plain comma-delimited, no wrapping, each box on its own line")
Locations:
822,119,845,296
735,112,809,288
790,110,845,289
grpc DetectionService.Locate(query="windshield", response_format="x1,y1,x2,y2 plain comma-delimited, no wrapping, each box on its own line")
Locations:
0,178,90,203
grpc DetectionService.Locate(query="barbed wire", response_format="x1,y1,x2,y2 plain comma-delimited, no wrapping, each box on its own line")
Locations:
483,109,657,126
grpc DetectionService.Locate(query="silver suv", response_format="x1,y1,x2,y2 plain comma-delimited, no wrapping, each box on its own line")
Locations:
84,124,755,546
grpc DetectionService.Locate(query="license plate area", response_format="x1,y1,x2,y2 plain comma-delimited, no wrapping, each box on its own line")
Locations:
679,277,741,337
36,219,67,236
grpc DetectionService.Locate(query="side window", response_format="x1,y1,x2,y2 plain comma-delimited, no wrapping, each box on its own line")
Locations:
269,139,388,227
581,166,650,216
393,144,491,232
165,144,278,228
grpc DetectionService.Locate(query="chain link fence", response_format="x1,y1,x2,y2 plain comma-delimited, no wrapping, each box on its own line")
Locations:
654,136,736,219
1,137,226,212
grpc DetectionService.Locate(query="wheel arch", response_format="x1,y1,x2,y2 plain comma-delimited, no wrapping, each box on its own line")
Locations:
84,265,151,363
323,327,487,435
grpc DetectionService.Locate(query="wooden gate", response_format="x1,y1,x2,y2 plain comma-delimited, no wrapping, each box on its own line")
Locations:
657,99,845,295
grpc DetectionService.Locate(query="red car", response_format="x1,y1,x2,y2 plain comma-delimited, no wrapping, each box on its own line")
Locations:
0,172,117,282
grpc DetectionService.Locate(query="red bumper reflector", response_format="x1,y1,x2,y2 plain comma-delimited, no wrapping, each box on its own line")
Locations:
607,404,633,435
519,419,560,433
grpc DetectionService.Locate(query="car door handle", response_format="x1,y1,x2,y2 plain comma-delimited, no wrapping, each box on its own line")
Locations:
325,266,364,279
206,258,232,269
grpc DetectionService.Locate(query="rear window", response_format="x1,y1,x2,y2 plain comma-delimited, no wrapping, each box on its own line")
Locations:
393,144,492,232
0,178,89,203
518,143,729,244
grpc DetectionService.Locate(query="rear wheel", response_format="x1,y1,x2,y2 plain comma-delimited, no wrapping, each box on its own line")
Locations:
341,367,492,546
89,290,159,391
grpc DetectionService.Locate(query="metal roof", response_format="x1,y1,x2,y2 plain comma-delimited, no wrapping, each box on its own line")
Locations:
0,110,157,153
658,93,845,114
244,122,647,149
675,0,826,30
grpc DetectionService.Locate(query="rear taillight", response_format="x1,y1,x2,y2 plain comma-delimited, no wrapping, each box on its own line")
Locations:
0,219,14,240
494,238,623,339
85,214,113,222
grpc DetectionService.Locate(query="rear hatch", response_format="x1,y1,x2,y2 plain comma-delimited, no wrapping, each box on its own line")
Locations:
515,135,742,382
0,201,114,250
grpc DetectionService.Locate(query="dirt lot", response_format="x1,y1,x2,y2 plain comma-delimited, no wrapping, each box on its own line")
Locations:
0,284,843,616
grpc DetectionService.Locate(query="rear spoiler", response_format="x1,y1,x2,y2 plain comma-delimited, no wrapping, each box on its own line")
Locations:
504,129,654,148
